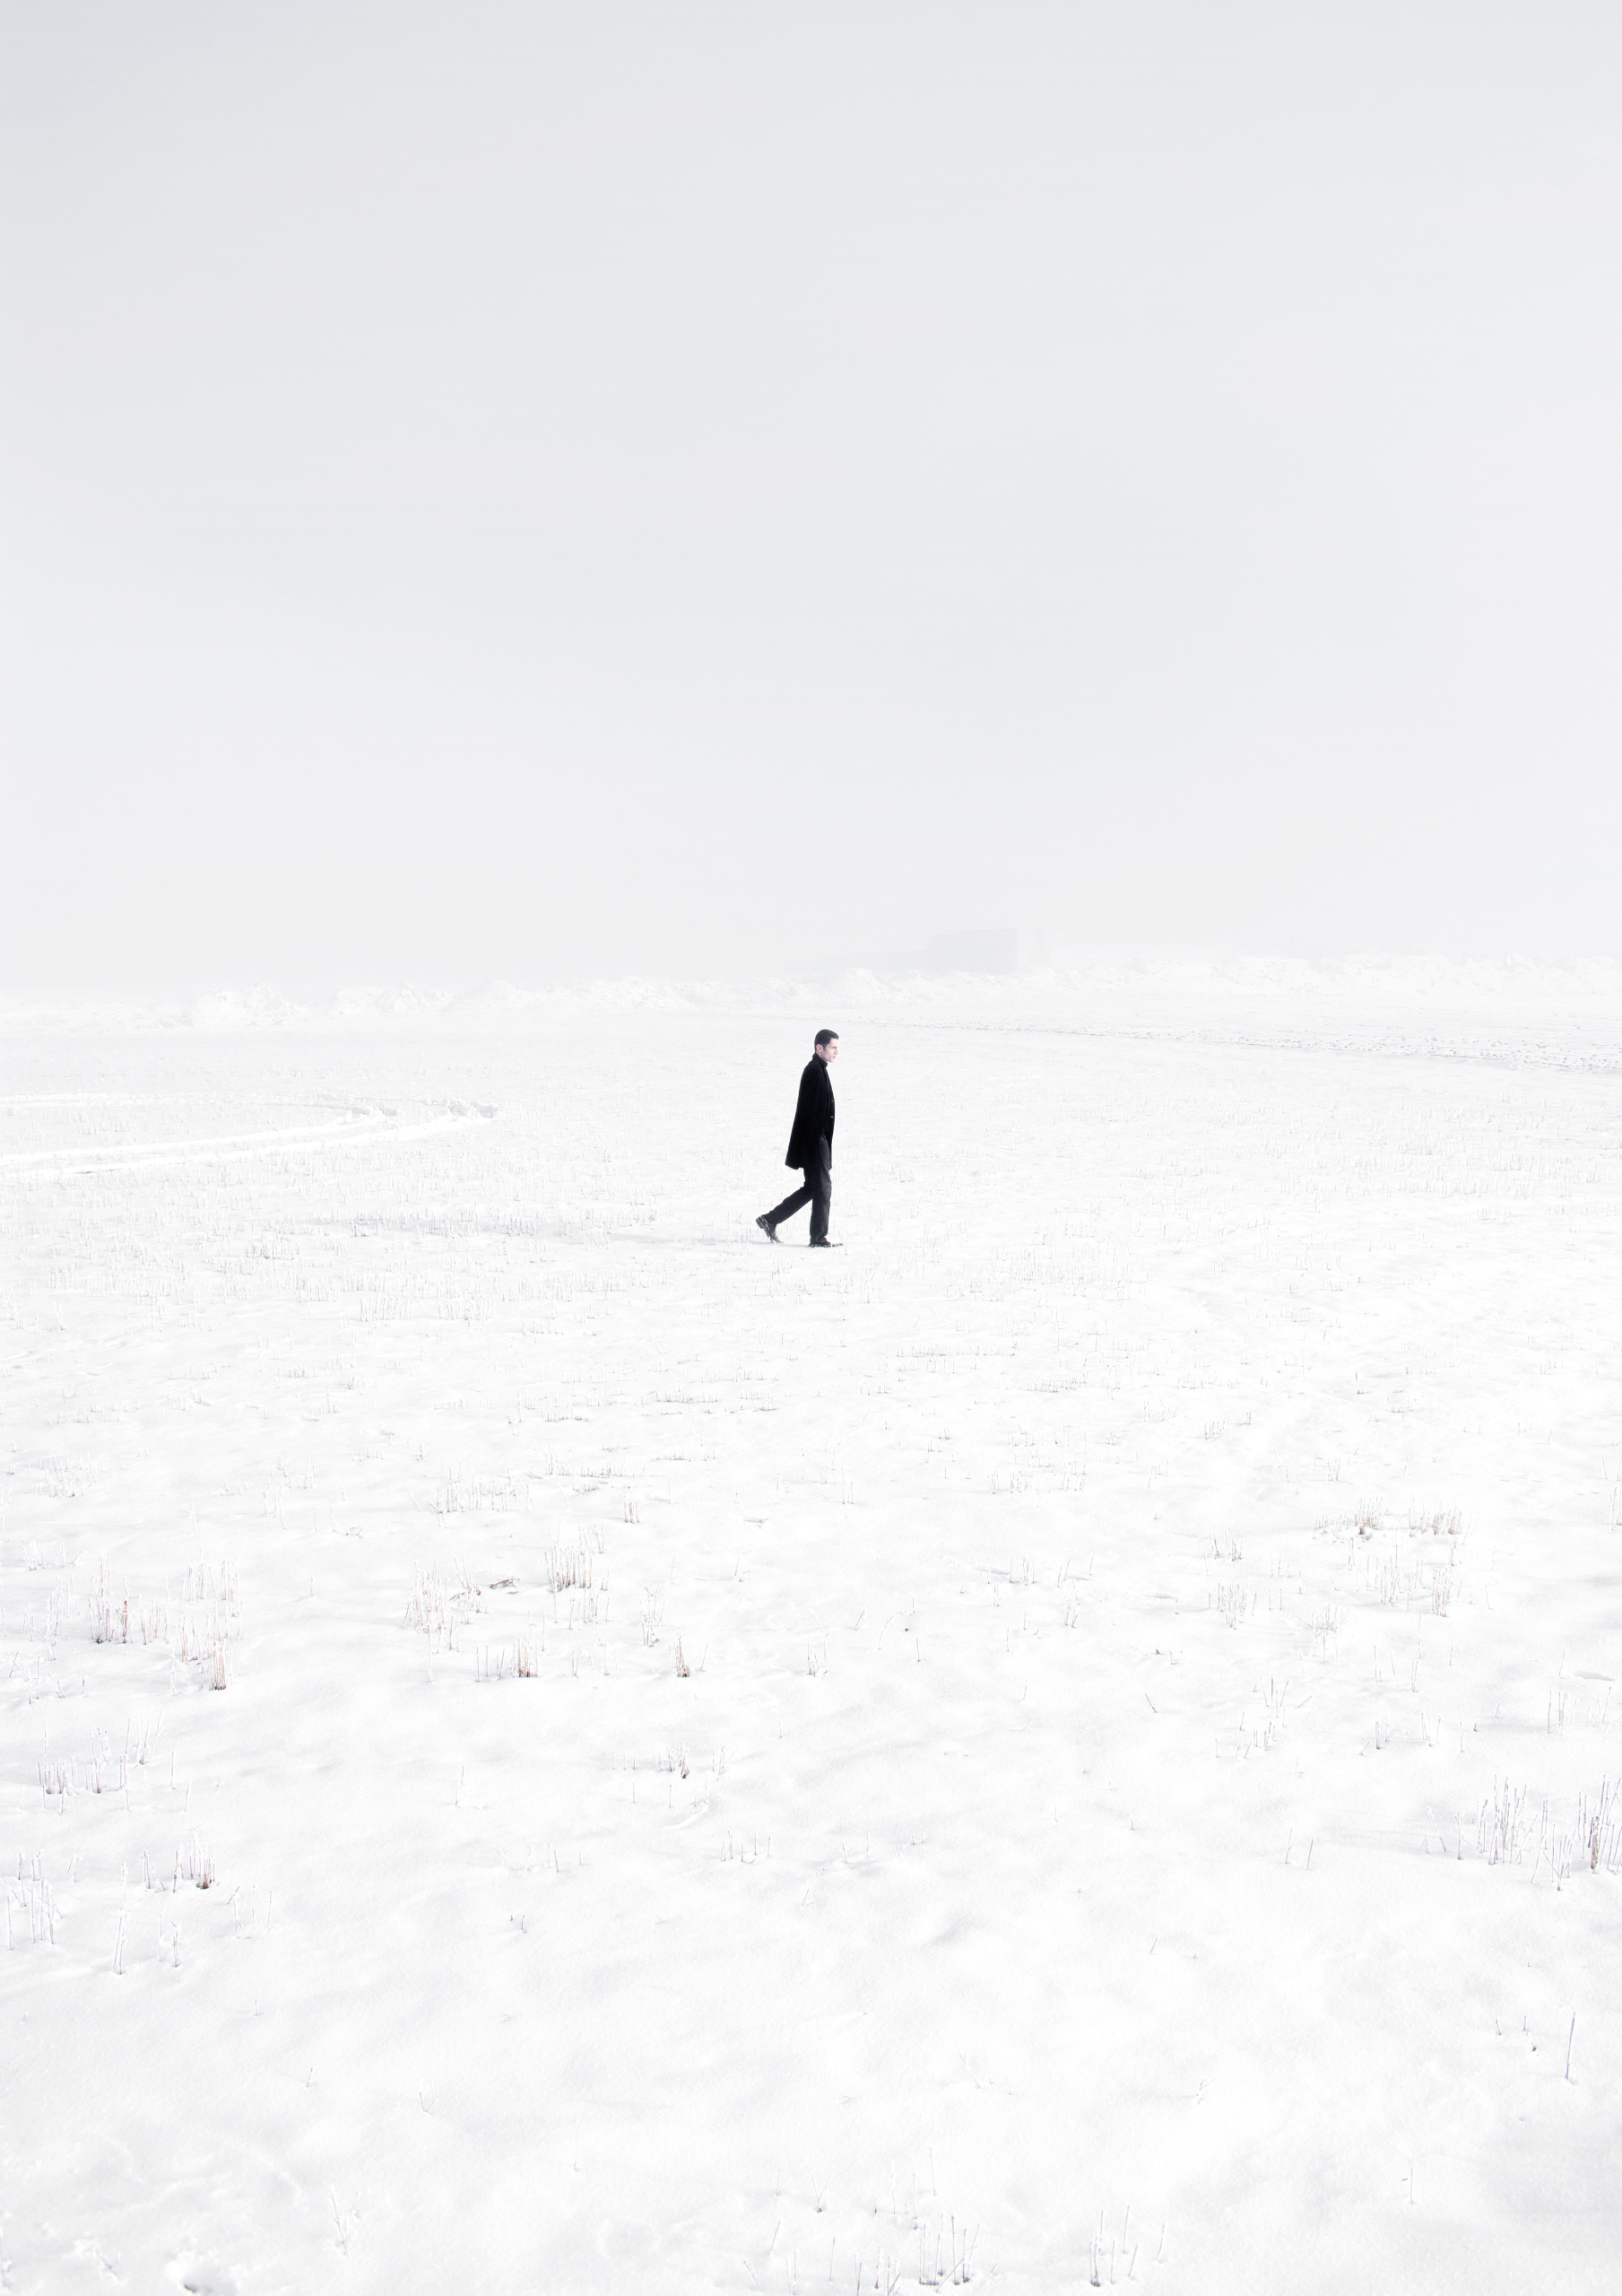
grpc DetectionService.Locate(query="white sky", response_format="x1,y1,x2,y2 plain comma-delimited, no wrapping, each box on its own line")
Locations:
4,2,1618,986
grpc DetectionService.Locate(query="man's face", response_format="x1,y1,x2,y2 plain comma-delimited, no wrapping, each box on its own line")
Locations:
819,1038,839,1063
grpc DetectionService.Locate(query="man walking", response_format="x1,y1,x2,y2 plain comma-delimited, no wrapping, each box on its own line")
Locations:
758,1031,838,1247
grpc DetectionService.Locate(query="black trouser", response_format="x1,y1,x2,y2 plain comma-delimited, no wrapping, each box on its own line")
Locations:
767,1135,831,1243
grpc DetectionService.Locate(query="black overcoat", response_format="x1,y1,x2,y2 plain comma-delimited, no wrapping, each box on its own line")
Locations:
785,1056,836,1170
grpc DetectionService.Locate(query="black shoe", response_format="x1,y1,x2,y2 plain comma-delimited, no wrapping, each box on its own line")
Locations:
756,1214,778,1241
808,1238,840,1248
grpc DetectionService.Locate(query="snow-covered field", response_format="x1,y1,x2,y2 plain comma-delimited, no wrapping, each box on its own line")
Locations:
6,964,1622,2293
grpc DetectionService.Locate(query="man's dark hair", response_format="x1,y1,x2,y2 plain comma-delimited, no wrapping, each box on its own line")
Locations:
814,1029,838,1049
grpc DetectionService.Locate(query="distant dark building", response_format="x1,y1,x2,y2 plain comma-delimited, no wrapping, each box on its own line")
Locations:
849,928,1047,976
926,929,1020,973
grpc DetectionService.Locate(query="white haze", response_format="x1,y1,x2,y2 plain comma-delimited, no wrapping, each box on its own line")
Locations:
3,1,1618,989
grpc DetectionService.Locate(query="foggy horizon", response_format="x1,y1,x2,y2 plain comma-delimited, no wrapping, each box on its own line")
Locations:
6,3,1619,988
